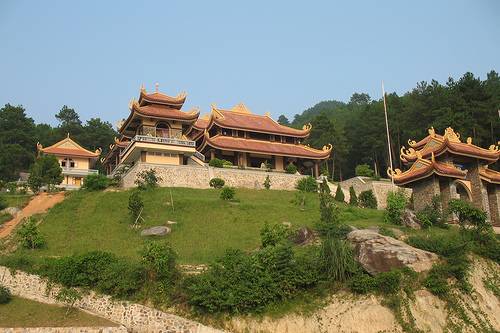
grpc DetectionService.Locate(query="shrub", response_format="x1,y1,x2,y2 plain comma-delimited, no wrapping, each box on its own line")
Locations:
319,236,356,281
263,175,271,189
55,288,82,316
209,178,225,189
0,195,7,210
349,186,358,206
209,158,224,168
424,264,450,296
260,223,290,248
295,176,317,192
448,199,491,239
319,178,330,194
379,226,397,238
384,190,407,225
359,190,377,209
349,273,376,294
28,155,63,193
128,191,144,223
140,242,178,284
374,270,402,294
96,260,144,298
349,270,405,295
82,173,109,191
220,186,235,200
317,192,343,237
222,159,233,167
0,212,13,225
135,169,162,189
334,184,345,202
0,285,12,304
285,163,298,174
17,218,45,249
355,164,375,177
416,195,445,229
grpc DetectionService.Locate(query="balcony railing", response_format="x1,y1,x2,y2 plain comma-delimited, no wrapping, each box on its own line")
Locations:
61,167,99,175
193,151,206,162
120,135,196,158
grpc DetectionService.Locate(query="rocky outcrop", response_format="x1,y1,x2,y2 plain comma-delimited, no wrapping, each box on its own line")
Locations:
402,209,422,229
1,207,21,216
347,229,438,274
140,226,171,236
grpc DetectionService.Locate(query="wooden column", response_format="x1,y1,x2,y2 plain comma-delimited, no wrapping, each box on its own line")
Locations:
314,161,319,178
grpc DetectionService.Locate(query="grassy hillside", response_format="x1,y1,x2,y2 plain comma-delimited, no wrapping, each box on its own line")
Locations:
14,188,384,264
0,296,116,327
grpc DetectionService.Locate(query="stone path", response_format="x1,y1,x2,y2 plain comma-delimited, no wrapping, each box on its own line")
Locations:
0,192,66,239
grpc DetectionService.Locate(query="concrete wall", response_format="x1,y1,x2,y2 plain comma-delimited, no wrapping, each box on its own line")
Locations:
122,162,306,191
0,266,224,333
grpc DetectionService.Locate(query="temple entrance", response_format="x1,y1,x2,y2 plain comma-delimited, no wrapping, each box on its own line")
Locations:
454,180,472,202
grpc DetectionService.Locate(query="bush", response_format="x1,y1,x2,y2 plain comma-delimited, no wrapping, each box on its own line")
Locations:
349,270,405,295
355,164,375,177
319,178,330,195
141,242,178,285
424,264,450,296
285,163,298,174
359,190,377,209
316,192,345,237
209,178,225,189
209,158,224,168
319,236,356,281
260,223,290,248
349,273,376,294
135,169,162,189
0,285,11,304
263,175,271,189
55,288,82,316
28,155,63,193
349,186,358,206
96,260,144,298
128,191,144,223
0,195,7,210
220,186,235,200
448,199,491,239
82,173,109,191
334,184,345,202
295,176,317,192
384,191,407,225
416,195,445,229
17,218,45,249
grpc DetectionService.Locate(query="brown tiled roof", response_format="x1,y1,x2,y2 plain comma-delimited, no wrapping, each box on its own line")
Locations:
200,134,332,159
210,104,311,138
479,167,500,184
193,117,210,130
139,88,186,109
38,136,101,158
401,127,499,163
388,156,467,186
131,102,199,121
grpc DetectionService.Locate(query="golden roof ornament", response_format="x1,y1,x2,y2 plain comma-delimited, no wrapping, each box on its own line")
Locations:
155,82,159,92
466,137,472,145
443,127,460,143
302,123,312,131
140,84,146,92
428,126,436,137
416,150,422,159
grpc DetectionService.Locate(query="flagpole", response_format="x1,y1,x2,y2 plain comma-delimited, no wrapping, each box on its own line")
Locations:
382,81,395,187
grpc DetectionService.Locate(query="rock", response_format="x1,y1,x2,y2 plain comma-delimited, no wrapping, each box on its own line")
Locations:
402,209,422,229
292,227,315,245
1,207,20,216
140,226,171,236
347,229,438,274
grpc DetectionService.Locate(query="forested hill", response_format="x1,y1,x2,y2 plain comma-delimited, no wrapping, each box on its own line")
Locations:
278,71,500,180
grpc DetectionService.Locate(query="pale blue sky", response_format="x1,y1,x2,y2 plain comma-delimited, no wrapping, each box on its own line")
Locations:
0,1,499,126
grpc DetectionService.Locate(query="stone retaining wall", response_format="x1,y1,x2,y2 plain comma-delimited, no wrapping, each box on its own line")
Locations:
0,266,224,333
121,162,305,191
1,327,127,333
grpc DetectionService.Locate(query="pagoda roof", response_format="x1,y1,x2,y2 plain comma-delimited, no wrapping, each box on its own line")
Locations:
138,84,186,109
37,135,101,159
401,127,499,164
388,154,467,186
200,133,332,160
479,167,500,185
207,103,312,138
101,138,130,164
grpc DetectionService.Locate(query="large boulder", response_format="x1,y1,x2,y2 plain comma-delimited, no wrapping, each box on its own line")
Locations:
402,209,422,229
347,229,438,275
291,227,315,245
140,226,171,237
1,207,20,216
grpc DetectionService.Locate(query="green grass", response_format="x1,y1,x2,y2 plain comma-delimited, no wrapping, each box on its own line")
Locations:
0,212,12,225
3,194,32,208
0,296,117,327
13,188,385,264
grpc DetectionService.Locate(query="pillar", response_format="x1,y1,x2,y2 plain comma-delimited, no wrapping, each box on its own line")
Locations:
467,160,491,222
314,161,319,178
275,156,284,171
412,175,440,212
487,184,500,226
210,150,215,161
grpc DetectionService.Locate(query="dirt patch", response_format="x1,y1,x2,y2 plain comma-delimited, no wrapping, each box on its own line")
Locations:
0,192,66,238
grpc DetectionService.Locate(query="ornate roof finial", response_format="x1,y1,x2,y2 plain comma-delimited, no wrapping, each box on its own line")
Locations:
428,127,435,137
155,82,159,92
140,84,145,92
466,137,472,145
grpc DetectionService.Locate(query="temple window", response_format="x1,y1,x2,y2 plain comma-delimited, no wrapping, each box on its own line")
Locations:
156,122,170,138
62,158,75,168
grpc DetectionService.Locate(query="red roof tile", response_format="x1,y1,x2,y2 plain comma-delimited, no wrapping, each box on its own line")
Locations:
388,158,467,186
132,103,199,122
480,167,500,184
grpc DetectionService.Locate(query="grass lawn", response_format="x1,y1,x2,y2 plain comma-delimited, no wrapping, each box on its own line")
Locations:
14,187,386,264
0,296,117,327
3,194,32,208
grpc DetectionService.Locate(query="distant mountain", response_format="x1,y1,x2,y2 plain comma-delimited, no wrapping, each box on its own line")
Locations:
291,100,347,128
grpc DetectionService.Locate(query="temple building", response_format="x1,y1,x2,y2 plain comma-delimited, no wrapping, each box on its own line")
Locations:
102,85,200,174
103,85,332,177
37,135,101,188
188,103,332,176
388,127,500,225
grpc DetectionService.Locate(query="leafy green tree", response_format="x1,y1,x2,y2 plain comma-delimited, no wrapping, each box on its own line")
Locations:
349,186,358,206
82,174,109,191
263,175,271,189
359,190,377,209
141,242,178,284
128,191,144,223
277,115,290,125
17,218,45,249
355,164,375,177
385,191,408,225
28,155,63,193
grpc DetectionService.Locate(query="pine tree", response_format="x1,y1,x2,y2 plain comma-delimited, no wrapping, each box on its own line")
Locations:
334,184,345,202
349,186,358,206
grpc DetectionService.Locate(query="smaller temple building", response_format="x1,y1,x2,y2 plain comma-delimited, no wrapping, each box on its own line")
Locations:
37,135,101,188
388,127,500,225
188,103,332,176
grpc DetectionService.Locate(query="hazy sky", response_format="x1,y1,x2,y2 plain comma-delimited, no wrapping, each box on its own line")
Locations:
1,1,499,126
